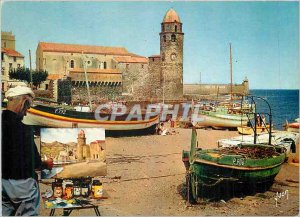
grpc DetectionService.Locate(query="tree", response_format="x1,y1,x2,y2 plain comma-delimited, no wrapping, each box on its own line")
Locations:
9,67,30,82
32,70,48,87
9,67,48,86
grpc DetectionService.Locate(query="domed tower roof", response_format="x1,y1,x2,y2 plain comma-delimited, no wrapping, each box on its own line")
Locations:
163,8,181,23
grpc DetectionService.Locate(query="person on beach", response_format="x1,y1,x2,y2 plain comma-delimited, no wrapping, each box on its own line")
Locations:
2,86,53,216
256,114,261,127
156,123,163,135
261,115,266,131
261,115,266,126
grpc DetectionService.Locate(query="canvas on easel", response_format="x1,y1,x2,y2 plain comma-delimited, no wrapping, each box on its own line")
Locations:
40,128,107,179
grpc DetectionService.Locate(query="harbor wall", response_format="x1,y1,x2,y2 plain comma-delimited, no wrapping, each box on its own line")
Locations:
183,79,249,97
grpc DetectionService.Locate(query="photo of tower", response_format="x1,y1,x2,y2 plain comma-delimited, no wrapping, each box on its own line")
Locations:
40,128,106,179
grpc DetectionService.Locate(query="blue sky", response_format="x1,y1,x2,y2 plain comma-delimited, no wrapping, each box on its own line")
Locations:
41,128,105,144
1,1,299,89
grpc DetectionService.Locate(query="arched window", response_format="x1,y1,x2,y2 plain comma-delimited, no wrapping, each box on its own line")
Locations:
175,25,177,32
70,60,75,68
104,62,107,69
171,34,176,42
163,35,166,42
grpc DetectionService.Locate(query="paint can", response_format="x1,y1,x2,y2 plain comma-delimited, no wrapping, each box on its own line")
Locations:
81,183,90,197
52,182,63,198
93,181,103,198
65,184,74,199
73,180,81,197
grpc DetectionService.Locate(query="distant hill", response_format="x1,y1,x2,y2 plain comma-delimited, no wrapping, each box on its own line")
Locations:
66,142,77,147
41,141,77,147
41,141,78,158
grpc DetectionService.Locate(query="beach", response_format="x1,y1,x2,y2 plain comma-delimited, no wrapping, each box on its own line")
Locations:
39,126,299,216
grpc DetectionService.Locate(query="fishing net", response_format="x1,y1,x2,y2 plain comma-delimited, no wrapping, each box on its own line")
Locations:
218,146,283,159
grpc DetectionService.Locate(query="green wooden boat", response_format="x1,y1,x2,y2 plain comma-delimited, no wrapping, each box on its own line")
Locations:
182,128,286,203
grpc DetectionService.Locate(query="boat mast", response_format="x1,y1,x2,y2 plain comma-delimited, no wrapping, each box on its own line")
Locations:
199,71,201,100
230,43,233,100
29,49,32,87
82,52,92,111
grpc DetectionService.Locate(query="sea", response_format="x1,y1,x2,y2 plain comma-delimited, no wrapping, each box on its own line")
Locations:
249,89,299,130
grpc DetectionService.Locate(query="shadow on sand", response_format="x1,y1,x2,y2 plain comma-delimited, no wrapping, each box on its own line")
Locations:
177,180,274,203
105,124,157,137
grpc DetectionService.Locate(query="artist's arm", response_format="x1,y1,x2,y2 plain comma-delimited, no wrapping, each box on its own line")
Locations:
33,144,53,170
41,159,54,170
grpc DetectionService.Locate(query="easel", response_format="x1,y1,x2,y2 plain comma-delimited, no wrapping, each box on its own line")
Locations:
49,204,101,216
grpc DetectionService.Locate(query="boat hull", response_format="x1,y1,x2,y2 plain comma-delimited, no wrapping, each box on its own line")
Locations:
191,156,284,185
195,114,249,128
184,146,285,202
23,105,159,131
287,123,299,133
237,125,271,135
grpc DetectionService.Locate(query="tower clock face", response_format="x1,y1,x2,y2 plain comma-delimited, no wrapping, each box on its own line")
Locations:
171,53,177,61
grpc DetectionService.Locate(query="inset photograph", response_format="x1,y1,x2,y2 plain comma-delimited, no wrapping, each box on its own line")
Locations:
40,128,106,179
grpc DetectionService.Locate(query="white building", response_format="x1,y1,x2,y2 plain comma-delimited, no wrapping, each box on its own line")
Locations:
1,31,25,92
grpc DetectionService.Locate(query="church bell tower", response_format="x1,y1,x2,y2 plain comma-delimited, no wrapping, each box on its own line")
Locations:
77,129,86,160
160,8,184,100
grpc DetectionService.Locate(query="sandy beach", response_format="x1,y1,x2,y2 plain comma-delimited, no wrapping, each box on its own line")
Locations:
39,126,299,216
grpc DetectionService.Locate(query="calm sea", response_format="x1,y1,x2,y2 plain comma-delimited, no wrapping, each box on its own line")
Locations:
249,89,299,130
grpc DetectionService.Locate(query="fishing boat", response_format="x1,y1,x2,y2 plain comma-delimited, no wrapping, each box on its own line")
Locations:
22,103,159,131
22,53,160,132
182,128,286,203
193,44,254,129
237,124,271,135
218,131,298,154
193,102,254,129
182,96,287,203
284,118,299,133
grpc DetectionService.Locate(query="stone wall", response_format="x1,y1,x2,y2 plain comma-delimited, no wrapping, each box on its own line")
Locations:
161,62,183,100
36,49,118,75
148,57,162,99
71,85,122,103
34,80,55,100
183,80,249,96
119,62,149,98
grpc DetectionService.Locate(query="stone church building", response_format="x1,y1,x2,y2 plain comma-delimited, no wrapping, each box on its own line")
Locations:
36,9,248,103
76,129,105,161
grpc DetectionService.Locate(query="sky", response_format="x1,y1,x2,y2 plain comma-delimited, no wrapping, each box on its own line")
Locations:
1,1,299,89
41,128,105,144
